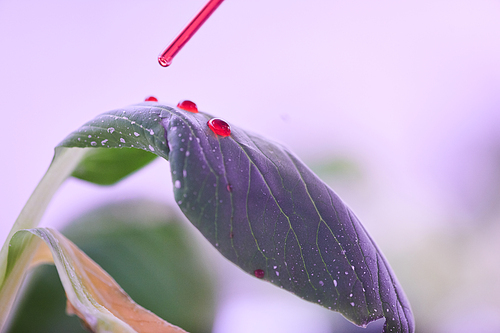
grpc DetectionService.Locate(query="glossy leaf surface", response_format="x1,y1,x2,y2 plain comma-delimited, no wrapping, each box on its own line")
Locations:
59,103,414,332
57,103,165,185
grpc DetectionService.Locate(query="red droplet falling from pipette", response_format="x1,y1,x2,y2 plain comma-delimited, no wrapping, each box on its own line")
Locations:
158,0,225,67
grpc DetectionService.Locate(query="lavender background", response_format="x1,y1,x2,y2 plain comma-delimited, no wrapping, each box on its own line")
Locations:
1,0,500,332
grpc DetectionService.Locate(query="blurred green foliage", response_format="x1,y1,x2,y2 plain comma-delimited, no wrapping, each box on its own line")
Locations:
8,200,215,333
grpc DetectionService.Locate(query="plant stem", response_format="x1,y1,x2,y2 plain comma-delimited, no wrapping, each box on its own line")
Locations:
0,147,88,287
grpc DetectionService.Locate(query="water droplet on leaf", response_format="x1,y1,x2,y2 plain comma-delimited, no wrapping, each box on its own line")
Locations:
208,118,231,137
177,100,198,113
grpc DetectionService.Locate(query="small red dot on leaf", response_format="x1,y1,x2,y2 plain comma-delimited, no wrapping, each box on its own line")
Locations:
254,269,265,279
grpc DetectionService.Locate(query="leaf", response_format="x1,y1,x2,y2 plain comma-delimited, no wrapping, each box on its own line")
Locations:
58,103,415,333
8,200,215,333
57,104,166,185
3,227,187,333
72,148,157,185
58,104,169,159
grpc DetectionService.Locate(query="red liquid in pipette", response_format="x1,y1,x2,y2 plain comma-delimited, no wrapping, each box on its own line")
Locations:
158,0,225,67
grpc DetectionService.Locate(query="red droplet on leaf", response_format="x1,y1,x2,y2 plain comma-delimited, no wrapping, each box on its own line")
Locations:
226,184,232,192
177,100,198,113
229,231,234,238
208,118,231,137
254,269,265,279
145,96,158,102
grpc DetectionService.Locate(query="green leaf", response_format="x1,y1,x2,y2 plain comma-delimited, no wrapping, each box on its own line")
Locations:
71,148,157,185
3,227,187,333
58,103,415,333
8,200,215,333
58,104,169,159
57,104,168,185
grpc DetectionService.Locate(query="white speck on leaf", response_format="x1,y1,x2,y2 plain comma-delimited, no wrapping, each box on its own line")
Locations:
333,280,337,287
90,141,97,146
149,145,155,151
120,138,126,143
107,127,115,133
134,132,140,137
101,139,108,145
175,180,181,188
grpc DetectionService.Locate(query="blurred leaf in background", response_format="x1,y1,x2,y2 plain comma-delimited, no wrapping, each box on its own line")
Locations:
308,156,363,185
8,200,215,333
